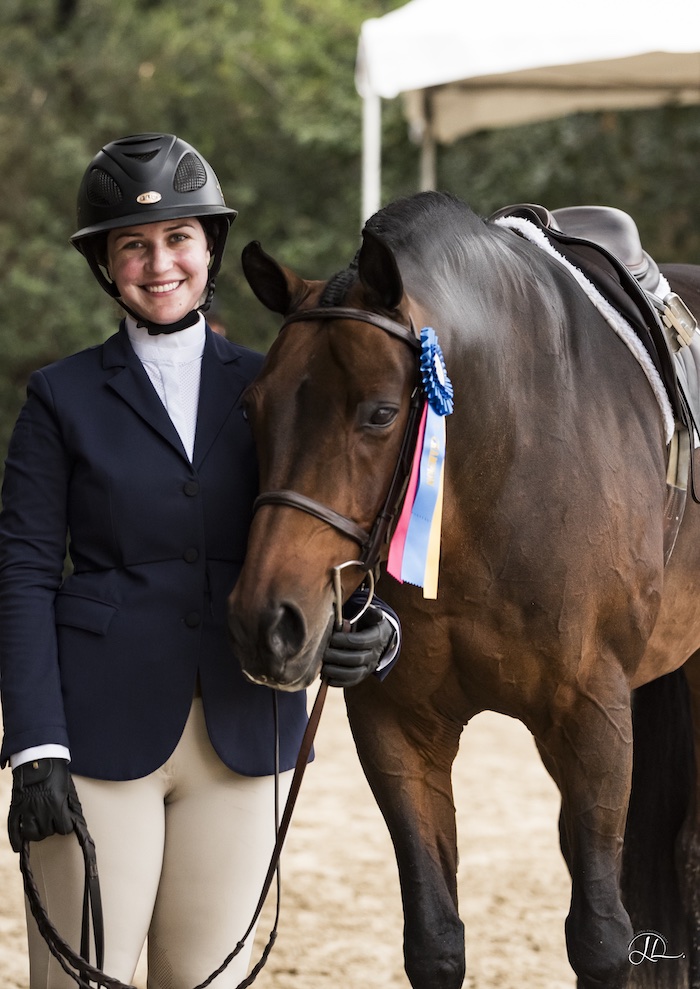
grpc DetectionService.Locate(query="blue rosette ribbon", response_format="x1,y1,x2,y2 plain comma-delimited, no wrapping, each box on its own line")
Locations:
419,327,454,416
387,326,453,598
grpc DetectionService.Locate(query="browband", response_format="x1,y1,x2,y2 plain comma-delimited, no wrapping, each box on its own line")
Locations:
280,306,420,350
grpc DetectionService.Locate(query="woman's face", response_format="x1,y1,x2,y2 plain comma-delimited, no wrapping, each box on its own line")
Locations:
106,217,211,324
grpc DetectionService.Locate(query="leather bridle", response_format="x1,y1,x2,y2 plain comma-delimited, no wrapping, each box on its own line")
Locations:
253,305,424,620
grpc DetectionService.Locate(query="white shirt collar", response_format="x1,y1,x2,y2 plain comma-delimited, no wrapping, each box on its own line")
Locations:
126,313,206,364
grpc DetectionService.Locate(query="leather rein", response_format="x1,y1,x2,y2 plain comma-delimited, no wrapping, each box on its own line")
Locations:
19,685,327,989
254,306,424,594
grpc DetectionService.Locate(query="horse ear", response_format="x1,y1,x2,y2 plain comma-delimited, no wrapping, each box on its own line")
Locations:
241,241,307,315
357,228,404,311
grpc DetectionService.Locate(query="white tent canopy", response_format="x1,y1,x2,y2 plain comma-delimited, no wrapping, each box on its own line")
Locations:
355,0,700,221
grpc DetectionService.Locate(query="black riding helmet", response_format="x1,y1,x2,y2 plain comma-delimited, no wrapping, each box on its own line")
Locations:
71,133,237,326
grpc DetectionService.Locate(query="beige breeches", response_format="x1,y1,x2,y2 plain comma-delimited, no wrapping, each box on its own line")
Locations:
25,699,293,989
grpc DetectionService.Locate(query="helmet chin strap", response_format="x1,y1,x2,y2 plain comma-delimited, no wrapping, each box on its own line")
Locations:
141,309,202,336
116,280,216,336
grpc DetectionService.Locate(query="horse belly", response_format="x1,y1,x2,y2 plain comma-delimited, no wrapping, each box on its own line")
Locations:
635,496,700,686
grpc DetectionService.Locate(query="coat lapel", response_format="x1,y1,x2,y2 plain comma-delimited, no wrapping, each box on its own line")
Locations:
102,324,189,460
101,324,252,468
193,328,250,469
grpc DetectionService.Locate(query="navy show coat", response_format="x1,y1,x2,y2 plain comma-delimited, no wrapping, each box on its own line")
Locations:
0,323,309,780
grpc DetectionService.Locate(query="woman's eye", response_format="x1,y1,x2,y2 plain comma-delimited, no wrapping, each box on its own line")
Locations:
369,406,398,427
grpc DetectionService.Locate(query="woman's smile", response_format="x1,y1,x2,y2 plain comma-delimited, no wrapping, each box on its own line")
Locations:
144,280,183,294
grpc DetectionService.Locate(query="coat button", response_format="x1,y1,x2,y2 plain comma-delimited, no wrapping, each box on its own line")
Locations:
184,611,201,628
183,480,200,496
183,547,199,563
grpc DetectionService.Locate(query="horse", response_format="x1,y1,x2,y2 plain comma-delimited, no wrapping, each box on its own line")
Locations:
227,191,700,989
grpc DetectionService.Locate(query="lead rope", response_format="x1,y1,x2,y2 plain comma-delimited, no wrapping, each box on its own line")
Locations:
19,679,329,989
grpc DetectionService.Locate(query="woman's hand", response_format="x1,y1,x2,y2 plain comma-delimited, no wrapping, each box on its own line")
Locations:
321,605,397,688
7,758,81,852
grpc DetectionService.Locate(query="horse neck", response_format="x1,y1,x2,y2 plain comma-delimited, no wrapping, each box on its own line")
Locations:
404,230,588,489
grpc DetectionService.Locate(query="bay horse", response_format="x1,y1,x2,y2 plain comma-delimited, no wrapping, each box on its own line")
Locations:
227,192,700,989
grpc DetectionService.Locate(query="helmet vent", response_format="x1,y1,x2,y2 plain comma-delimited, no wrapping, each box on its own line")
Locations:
86,168,124,207
174,152,207,193
123,150,160,162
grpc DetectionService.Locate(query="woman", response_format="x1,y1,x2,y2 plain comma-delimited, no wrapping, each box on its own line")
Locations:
0,133,398,989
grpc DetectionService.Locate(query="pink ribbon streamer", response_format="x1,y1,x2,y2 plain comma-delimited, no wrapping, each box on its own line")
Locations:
387,403,428,582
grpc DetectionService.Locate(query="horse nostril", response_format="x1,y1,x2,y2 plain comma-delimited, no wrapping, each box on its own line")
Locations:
261,601,306,663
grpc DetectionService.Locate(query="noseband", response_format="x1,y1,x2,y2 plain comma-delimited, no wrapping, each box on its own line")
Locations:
253,306,424,620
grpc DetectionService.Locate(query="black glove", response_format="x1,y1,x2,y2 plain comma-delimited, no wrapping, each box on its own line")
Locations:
8,758,81,853
322,605,396,688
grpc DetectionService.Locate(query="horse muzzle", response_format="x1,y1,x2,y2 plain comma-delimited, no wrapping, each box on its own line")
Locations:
227,595,332,691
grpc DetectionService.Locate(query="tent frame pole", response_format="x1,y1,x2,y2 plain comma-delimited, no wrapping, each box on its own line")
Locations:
361,91,382,224
418,89,437,191
419,130,436,190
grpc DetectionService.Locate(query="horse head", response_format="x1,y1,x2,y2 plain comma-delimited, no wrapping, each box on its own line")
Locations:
227,230,421,690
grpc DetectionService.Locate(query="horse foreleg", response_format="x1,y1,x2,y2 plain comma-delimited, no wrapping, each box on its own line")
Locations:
345,682,464,989
678,653,700,989
537,672,635,989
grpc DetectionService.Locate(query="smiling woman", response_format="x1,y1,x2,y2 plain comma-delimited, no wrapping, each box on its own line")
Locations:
0,132,401,989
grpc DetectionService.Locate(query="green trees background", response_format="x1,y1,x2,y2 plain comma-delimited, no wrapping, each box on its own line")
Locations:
2,0,699,458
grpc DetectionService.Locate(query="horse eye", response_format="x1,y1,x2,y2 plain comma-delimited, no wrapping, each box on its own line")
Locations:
369,406,399,427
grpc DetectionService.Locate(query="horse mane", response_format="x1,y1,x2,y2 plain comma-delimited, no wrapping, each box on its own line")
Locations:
320,192,484,306
363,191,481,256
319,257,359,307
